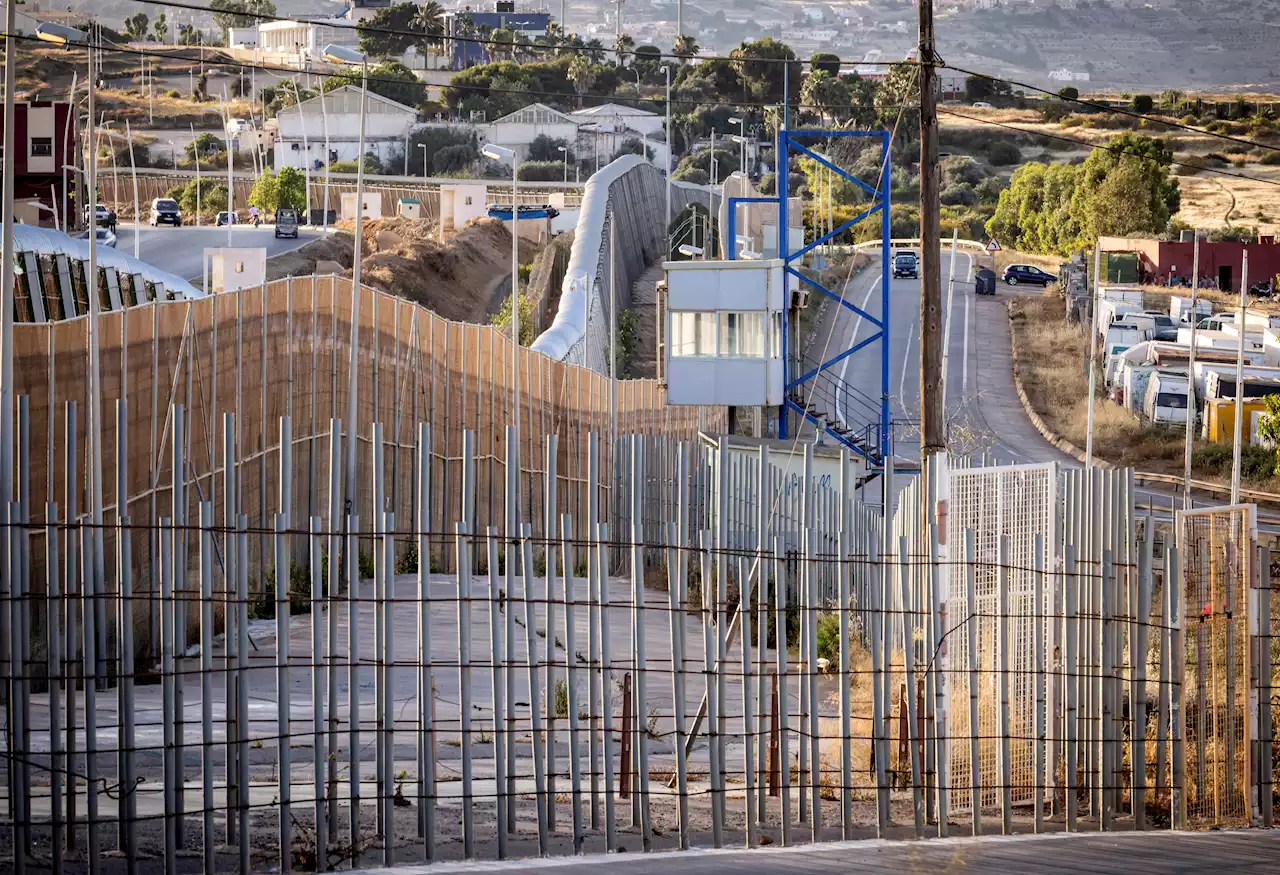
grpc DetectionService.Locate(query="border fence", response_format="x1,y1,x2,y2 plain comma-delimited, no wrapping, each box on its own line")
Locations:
0,276,1278,874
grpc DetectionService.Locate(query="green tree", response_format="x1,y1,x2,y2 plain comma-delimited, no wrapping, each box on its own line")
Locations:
323,60,426,108
248,169,279,211
1133,93,1154,113
614,32,635,66
433,143,475,174
672,34,699,63
186,132,226,161
986,162,1086,255
810,52,841,77
176,179,228,216
123,12,149,41
490,25,519,62
491,293,535,345
1257,395,1280,474
730,38,800,104
568,54,594,107
799,70,850,123
276,166,306,211
1058,86,1079,101
359,2,424,56
209,0,276,38
528,134,569,162
965,74,996,102
1072,132,1179,241
153,12,168,42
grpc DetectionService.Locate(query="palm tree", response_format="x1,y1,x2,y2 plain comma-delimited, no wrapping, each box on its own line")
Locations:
672,34,699,63
492,26,518,62
584,38,606,65
568,54,595,108
614,33,635,67
414,1,445,61
800,70,851,124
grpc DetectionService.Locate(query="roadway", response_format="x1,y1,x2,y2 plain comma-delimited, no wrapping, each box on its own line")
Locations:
112,222,325,281
803,247,1070,467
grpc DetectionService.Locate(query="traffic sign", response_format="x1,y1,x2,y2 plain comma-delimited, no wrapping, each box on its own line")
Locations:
987,238,1002,252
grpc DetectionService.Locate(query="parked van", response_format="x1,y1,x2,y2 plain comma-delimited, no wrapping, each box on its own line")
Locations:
1143,372,1190,425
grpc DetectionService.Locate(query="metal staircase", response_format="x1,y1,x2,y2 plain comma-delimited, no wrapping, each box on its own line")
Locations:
786,368,884,461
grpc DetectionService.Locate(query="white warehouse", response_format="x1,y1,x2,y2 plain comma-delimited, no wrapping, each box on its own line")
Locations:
273,86,418,172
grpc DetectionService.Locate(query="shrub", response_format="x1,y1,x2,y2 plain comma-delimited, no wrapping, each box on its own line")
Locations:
1133,94,1154,114
1262,151,1280,166
396,543,418,574
985,140,1022,165
166,88,181,99
1192,443,1275,482
815,613,841,663
358,551,376,580
941,182,978,206
433,143,475,175
517,160,567,181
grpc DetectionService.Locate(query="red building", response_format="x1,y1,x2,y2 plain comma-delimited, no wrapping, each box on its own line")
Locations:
1099,234,1280,290
0,100,74,228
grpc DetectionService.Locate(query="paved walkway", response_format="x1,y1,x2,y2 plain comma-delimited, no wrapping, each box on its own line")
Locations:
359,829,1280,874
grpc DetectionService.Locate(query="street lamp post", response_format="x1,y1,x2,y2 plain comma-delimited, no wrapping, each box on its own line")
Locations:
289,77,312,224
190,122,202,226
557,145,568,183
664,65,672,236
481,143,521,464
729,115,746,172
324,43,371,514
1,0,18,543
37,23,106,716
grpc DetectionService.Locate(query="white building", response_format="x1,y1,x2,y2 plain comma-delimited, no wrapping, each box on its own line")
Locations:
256,18,359,63
569,103,663,138
484,104,581,163
274,86,418,171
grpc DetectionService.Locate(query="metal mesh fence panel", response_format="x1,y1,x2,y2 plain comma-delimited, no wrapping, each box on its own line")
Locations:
1177,504,1255,828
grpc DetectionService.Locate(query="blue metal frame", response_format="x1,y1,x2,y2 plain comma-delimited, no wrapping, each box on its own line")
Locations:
775,128,892,464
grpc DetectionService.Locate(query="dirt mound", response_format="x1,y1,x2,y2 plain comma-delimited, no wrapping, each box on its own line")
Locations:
267,217,537,324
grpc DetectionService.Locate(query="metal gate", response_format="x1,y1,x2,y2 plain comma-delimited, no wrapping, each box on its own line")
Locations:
945,461,1057,814
1177,504,1256,828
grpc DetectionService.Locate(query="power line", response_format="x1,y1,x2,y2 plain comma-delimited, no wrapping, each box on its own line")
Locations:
115,0,913,69
939,106,1280,189
947,64,1280,156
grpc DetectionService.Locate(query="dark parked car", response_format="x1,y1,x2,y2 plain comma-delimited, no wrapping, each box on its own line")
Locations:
892,250,920,279
1144,311,1180,341
274,208,300,239
148,198,181,227
1002,264,1057,287
974,267,997,295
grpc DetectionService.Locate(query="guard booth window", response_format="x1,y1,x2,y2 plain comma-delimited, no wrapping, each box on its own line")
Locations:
671,311,716,356
719,312,765,357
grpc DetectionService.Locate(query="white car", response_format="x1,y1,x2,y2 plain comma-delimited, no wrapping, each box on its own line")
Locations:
79,226,117,248
972,101,993,108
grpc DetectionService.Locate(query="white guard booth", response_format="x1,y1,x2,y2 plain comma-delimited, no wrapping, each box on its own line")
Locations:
207,247,268,294
662,258,785,406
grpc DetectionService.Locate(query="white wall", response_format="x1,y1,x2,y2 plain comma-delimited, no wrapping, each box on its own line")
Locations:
211,247,267,293
486,121,580,162
275,137,404,170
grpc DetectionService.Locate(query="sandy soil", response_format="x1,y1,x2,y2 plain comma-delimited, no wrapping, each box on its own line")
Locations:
265,217,539,325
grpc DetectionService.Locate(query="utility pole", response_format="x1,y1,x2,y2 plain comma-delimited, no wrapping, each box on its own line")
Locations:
918,0,943,457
